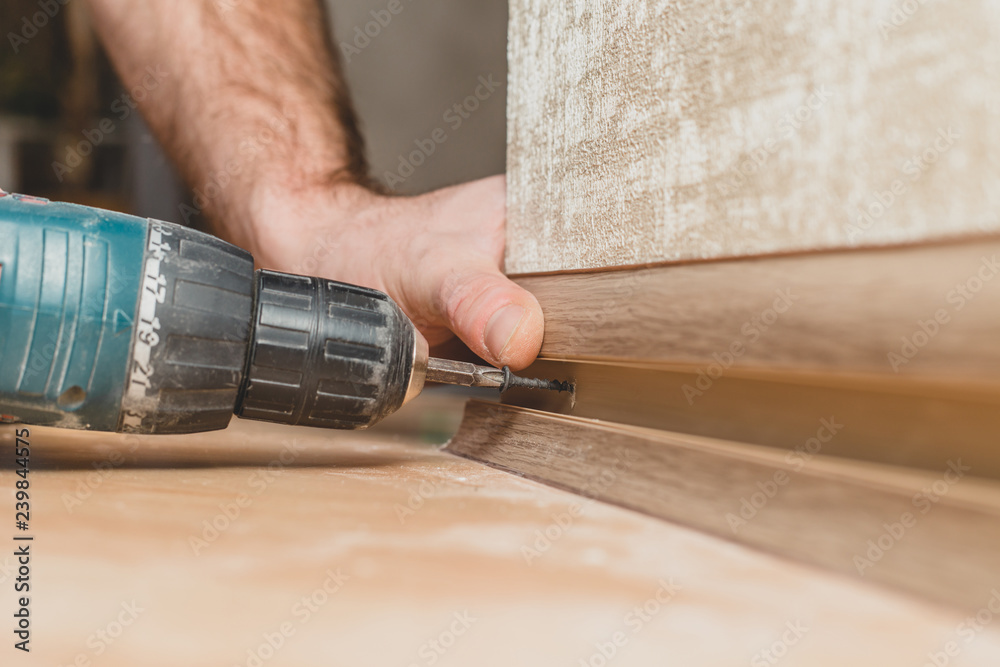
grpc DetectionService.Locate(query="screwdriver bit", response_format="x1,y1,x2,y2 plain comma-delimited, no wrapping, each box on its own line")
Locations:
426,358,572,394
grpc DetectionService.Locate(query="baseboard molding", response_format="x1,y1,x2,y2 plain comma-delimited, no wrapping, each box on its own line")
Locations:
513,237,1000,386
501,359,1000,481
445,400,1000,612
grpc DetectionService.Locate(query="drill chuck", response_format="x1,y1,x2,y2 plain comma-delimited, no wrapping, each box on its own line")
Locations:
235,270,428,430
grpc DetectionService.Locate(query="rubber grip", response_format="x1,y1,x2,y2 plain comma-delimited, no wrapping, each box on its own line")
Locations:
235,270,415,429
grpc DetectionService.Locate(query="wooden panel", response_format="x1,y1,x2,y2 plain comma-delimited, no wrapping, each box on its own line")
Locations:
8,419,999,665
514,238,1000,384
502,360,1000,481
446,401,1000,612
506,0,1000,273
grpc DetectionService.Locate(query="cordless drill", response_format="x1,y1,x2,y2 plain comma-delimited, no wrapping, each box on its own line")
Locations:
0,191,567,434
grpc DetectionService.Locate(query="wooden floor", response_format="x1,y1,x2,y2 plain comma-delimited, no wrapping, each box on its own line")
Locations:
2,416,1000,666
448,400,1000,613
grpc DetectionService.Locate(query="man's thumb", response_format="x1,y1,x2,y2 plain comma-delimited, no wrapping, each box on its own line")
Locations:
442,269,544,371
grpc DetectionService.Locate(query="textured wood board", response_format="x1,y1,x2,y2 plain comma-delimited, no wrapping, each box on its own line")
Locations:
513,238,1000,382
502,359,1000,480
8,419,1000,665
446,401,1000,613
506,0,1000,274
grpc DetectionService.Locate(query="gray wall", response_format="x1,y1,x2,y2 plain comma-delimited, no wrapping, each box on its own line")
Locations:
328,0,508,194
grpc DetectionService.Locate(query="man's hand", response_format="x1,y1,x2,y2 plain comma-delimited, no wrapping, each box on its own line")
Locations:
250,175,543,369
84,0,543,370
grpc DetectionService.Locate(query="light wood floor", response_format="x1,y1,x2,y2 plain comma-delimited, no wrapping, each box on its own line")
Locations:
2,416,999,666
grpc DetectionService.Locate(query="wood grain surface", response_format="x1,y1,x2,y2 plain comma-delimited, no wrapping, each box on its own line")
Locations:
514,237,1000,384
502,359,1000,480
446,401,1000,614
6,418,999,665
506,0,1000,273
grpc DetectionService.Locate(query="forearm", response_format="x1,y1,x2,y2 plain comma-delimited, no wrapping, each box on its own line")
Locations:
85,0,368,251
86,0,546,369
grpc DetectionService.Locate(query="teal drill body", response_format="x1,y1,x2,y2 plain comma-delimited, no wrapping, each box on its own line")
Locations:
0,192,146,431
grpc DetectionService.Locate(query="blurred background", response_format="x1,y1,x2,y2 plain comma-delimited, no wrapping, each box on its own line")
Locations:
0,0,509,442
0,0,508,223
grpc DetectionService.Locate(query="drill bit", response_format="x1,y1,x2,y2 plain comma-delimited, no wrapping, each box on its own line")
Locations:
426,358,572,394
